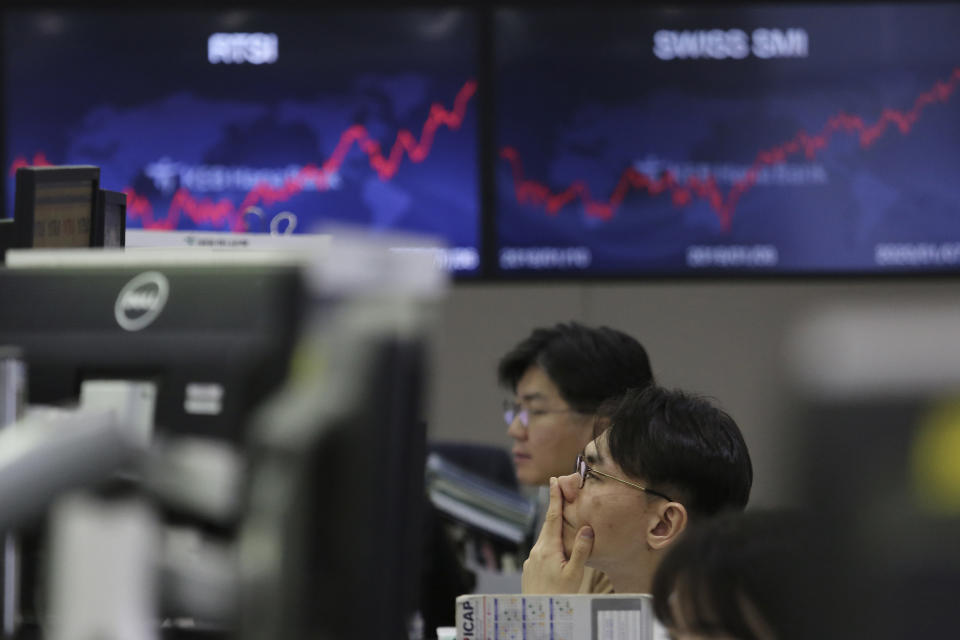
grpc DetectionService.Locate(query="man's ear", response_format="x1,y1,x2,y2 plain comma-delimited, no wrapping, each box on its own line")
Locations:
646,501,688,551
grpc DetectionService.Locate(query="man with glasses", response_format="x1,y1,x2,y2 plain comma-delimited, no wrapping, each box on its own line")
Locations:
521,385,753,595
499,322,654,487
498,322,655,592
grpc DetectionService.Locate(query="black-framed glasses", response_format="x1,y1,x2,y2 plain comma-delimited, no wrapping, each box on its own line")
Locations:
502,400,576,427
575,454,674,502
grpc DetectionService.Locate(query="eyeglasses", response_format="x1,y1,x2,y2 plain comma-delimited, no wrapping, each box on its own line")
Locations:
503,400,576,427
575,454,674,502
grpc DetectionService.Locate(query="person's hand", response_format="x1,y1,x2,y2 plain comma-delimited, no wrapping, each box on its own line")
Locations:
521,476,594,594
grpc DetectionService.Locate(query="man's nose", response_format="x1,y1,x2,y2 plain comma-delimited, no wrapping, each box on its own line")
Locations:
506,414,526,439
557,472,580,502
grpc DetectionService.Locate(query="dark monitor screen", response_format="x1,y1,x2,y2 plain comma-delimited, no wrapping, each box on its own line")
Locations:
494,4,960,276
797,396,960,638
786,303,960,638
242,332,429,640
3,8,480,274
95,189,127,248
0,262,305,443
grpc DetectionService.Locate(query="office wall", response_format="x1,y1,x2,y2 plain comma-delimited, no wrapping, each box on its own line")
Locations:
426,279,959,507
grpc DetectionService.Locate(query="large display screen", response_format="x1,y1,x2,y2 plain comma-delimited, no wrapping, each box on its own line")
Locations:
3,9,480,273
494,5,960,276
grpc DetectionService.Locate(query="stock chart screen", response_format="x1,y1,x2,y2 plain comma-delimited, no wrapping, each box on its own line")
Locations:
3,9,480,273
494,5,960,276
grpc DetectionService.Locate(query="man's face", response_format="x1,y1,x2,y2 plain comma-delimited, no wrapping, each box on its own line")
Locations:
506,365,594,486
556,433,654,573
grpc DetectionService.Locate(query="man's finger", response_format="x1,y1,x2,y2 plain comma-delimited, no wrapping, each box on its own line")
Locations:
542,476,562,529
566,525,594,571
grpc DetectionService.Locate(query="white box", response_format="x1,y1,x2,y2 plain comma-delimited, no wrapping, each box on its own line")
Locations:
455,593,664,640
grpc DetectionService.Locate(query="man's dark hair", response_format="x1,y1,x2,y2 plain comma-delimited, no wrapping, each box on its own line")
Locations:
651,510,819,640
604,386,753,517
497,322,654,414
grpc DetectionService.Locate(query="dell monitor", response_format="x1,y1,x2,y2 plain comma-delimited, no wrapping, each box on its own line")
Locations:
0,256,306,444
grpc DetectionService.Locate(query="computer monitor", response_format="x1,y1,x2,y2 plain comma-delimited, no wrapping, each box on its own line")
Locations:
4,7,481,276
786,302,960,638
0,252,312,637
94,189,127,248
493,4,960,277
0,256,306,444
239,321,430,640
12,166,100,250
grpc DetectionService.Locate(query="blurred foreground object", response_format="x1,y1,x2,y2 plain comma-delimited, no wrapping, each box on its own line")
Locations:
0,231,447,640
786,301,960,638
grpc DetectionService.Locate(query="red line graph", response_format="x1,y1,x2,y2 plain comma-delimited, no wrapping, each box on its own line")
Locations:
8,152,52,174
9,79,477,231
501,67,960,231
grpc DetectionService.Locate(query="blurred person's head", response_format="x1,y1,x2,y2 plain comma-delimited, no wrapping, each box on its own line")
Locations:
556,386,753,592
652,510,817,640
498,322,653,486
